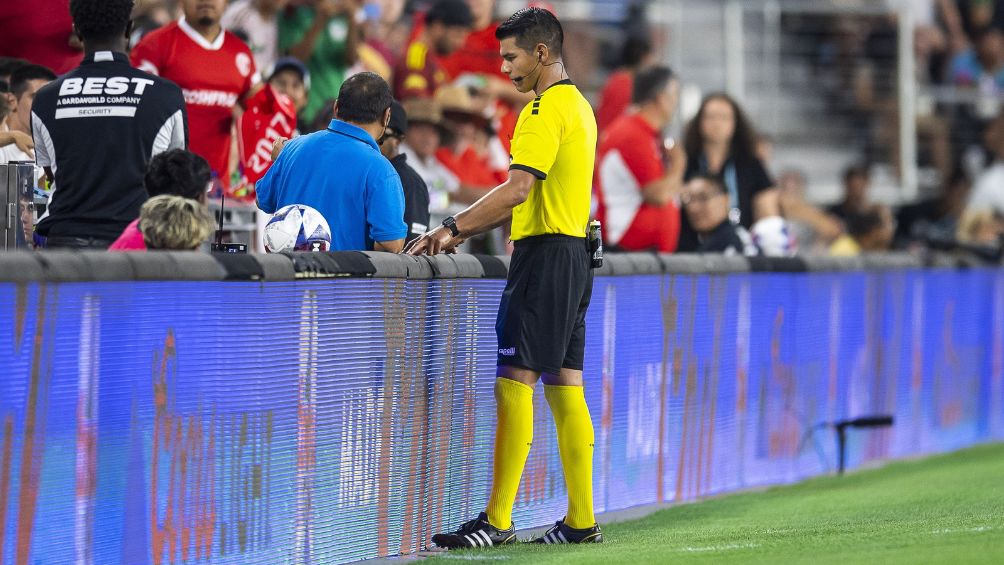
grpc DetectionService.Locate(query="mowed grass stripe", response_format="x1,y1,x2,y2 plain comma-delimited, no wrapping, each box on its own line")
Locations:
433,443,1004,564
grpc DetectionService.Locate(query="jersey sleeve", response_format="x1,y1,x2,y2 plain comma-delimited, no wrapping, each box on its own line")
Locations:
31,111,53,168
366,165,407,243
747,157,775,196
130,33,164,76
617,136,665,187
509,101,562,180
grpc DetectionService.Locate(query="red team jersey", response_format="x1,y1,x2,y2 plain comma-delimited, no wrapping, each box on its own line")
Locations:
595,113,680,253
131,18,259,183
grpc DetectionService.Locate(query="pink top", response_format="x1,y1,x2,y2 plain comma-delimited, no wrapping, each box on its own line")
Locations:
108,219,147,251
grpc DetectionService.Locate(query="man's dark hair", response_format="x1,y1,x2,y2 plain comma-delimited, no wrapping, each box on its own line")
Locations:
336,72,393,125
620,37,652,68
70,0,134,42
632,65,675,105
843,163,870,185
691,173,727,196
426,0,473,28
10,64,57,99
144,149,212,200
846,209,884,238
495,8,563,56
0,57,27,82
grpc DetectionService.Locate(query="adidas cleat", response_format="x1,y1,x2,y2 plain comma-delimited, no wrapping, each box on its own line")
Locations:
431,512,517,549
530,518,603,544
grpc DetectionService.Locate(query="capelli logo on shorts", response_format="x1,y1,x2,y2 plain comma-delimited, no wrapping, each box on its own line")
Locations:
498,347,516,356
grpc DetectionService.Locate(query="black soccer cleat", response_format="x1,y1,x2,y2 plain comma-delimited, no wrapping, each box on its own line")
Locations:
431,512,517,549
530,518,603,544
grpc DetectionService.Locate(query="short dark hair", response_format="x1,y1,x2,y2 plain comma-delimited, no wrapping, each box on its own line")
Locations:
632,65,676,105
846,209,885,238
690,173,727,195
620,36,652,68
425,0,473,28
10,64,56,99
0,57,27,82
843,164,870,185
495,7,563,56
144,149,212,200
70,0,134,42
336,72,393,125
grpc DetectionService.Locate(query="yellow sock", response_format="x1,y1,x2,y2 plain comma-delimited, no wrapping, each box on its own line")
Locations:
544,384,596,529
485,377,534,529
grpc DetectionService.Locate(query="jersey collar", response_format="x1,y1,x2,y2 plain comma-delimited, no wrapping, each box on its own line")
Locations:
326,119,380,151
82,51,130,65
178,16,225,51
538,78,574,97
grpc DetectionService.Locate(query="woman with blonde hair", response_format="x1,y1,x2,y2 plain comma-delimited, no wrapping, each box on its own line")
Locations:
139,195,214,251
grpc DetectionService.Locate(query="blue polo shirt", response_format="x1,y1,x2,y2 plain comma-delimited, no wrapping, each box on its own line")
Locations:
256,119,407,250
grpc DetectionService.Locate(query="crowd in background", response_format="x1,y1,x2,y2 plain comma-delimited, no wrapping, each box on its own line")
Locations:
0,0,1002,260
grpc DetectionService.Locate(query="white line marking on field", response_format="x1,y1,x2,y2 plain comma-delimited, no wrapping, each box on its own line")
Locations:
675,543,760,552
929,526,995,535
440,555,511,561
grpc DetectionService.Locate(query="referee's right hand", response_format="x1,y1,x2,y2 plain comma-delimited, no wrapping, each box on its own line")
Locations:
404,225,463,256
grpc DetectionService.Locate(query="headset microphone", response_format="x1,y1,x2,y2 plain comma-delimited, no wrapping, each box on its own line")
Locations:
512,51,544,85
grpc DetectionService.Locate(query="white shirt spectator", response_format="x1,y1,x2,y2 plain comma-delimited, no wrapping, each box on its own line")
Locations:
401,144,461,216
222,0,280,72
969,161,1004,215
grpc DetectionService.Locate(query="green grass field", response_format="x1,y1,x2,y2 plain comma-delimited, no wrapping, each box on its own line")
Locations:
433,443,1004,564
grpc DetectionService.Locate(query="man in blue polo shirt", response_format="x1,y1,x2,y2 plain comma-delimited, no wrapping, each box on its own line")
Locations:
256,72,407,252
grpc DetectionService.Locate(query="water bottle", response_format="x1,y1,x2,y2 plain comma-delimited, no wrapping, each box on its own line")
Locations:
588,220,603,269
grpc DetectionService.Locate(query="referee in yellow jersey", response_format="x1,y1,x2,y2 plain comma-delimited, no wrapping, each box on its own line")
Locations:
406,7,601,549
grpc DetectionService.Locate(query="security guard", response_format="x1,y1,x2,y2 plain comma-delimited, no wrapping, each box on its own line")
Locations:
406,7,602,549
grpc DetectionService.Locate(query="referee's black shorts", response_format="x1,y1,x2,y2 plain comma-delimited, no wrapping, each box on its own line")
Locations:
495,234,594,374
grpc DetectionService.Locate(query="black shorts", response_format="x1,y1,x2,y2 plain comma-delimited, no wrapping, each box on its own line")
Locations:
495,234,594,374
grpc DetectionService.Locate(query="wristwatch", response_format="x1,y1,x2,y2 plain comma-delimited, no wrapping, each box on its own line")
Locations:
442,216,460,237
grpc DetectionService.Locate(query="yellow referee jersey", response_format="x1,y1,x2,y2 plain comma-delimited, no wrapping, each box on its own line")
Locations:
508,79,597,241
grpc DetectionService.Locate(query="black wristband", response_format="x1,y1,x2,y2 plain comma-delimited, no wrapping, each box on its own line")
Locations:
442,216,460,237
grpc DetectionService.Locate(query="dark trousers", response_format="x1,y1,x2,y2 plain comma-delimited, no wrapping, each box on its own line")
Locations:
42,235,114,250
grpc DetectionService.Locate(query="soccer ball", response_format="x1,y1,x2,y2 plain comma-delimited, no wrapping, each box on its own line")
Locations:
751,216,796,257
263,204,332,252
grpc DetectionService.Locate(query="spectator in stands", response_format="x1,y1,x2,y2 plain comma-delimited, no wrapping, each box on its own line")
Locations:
139,194,214,250
439,0,529,153
595,65,685,253
223,0,290,72
681,93,782,253
956,208,1004,245
110,150,211,251
945,0,1004,44
777,169,844,254
0,57,27,85
132,0,260,187
256,72,407,252
435,86,506,196
0,79,35,160
399,98,461,219
896,167,970,246
595,36,654,132
280,0,362,127
949,27,1004,91
268,56,311,124
32,0,188,250
394,0,473,100
681,174,759,256
969,111,1004,215
827,164,872,221
380,100,431,243
1,65,56,166
829,206,895,256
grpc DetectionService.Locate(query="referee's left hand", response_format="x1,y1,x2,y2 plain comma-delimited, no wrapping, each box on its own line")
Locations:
404,226,463,256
